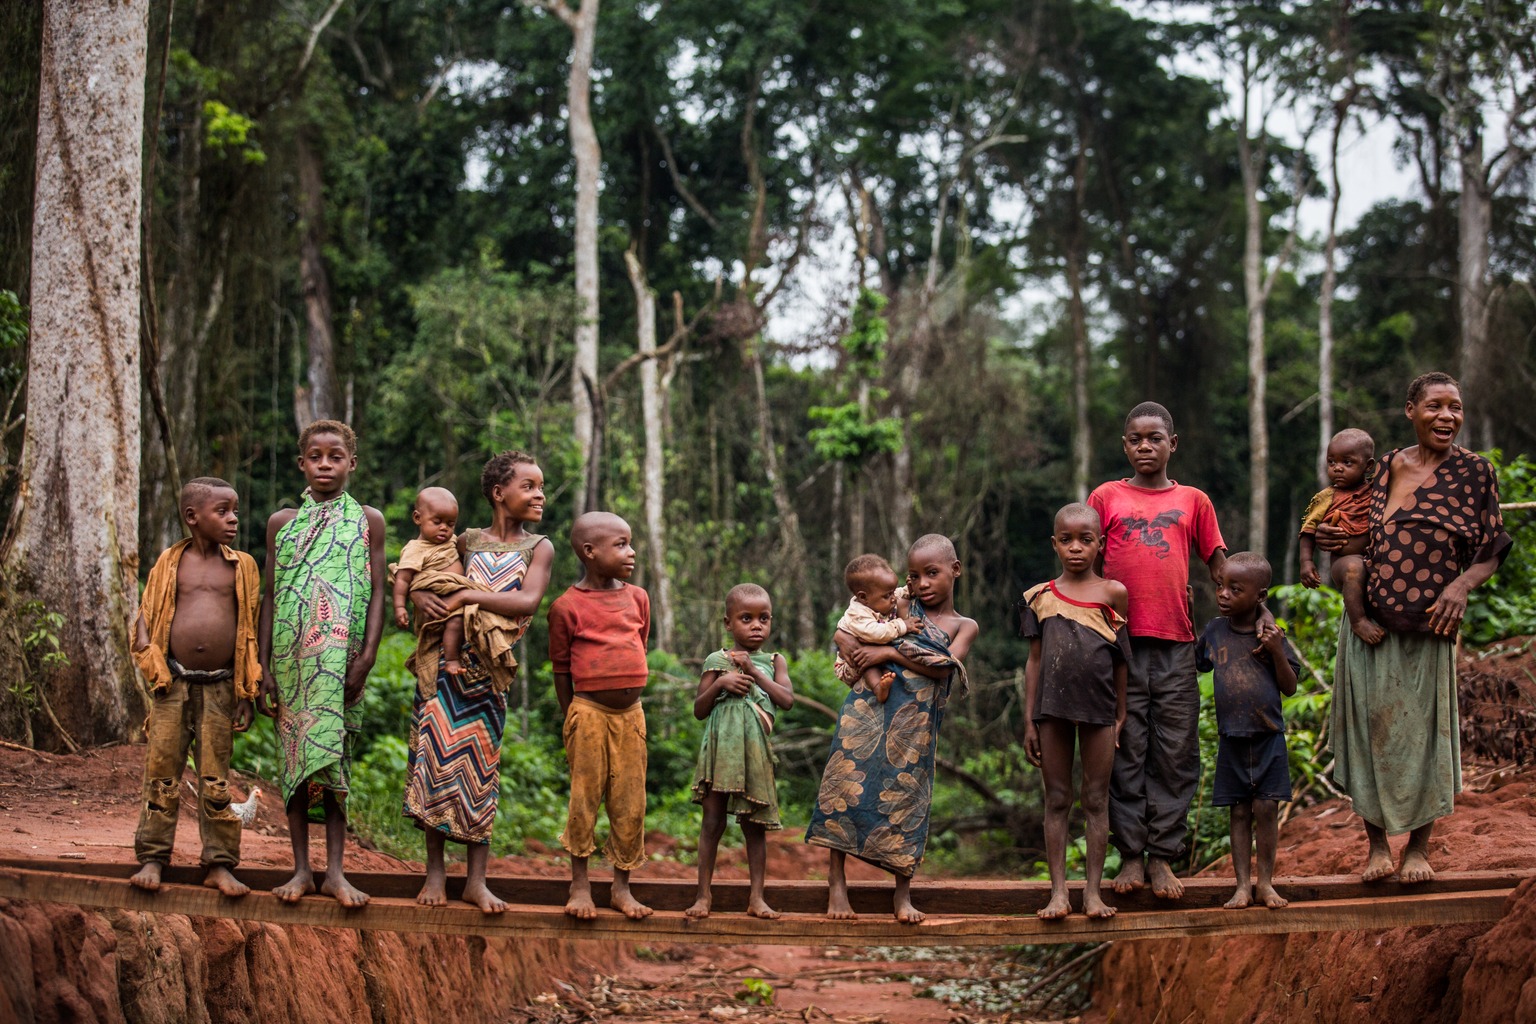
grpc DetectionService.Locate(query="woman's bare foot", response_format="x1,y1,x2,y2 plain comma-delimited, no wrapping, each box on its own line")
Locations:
320,872,369,908
130,861,163,892
565,878,597,919
1223,884,1252,909
1350,615,1386,645
417,871,447,907
1147,857,1184,899
273,868,315,904
1037,892,1071,920
1398,848,1436,883
685,894,711,918
1361,844,1396,882
610,888,654,920
204,866,249,898
1083,890,1117,919
1111,856,1145,895
462,879,507,914
747,896,780,920
826,876,857,920
894,892,925,924
1257,883,1288,908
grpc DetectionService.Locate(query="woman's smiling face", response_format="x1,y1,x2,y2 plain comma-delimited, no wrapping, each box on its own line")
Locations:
1408,382,1464,454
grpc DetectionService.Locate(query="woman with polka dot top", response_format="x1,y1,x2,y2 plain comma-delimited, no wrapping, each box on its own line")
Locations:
1317,371,1513,886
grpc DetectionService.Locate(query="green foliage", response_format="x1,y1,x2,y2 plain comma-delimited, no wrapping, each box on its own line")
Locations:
736,978,775,1006
1463,450,1536,645
0,289,25,351
808,400,905,465
201,100,265,165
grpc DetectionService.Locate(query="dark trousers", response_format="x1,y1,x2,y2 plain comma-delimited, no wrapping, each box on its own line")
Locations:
1108,637,1200,860
133,677,242,867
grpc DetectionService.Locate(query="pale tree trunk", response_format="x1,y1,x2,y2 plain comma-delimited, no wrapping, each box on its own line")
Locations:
295,133,340,429
748,341,816,650
2,0,148,746
1317,105,1345,487
1067,137,1092,502
528,0,601,512
1457,132,1495,451
624,251,673,650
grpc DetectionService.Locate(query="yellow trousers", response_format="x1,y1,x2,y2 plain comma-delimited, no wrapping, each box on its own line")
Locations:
559,697,647,870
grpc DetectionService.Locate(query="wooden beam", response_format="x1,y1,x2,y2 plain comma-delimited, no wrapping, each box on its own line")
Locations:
1,859,1523,915
0,866,1512,948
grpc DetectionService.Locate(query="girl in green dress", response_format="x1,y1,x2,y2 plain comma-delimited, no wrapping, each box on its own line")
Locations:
686,584,795,919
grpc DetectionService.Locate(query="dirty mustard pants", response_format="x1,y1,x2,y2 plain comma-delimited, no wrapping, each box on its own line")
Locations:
133,677,242,867
559,697,647,871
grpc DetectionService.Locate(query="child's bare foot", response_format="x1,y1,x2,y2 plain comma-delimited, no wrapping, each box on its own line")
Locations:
684,896,711,918
826,888,857,920
203,866,249,898
894,891,925,924
462,879,507,914
1111,856,1145,894
610,889,654,920
565,879,597,919
130,861,163,892
1083,890,1117,919
874,671,894,703
1361,845,1396,882
273,868,315,903
321,873,370,908
1223,884,1252,909
1037,892,1071,920
747,896,780,920
1398,848,1436,883
1350,615,1386,645
416,872,448,907
1147,857,1184,899
1257,883,1288,908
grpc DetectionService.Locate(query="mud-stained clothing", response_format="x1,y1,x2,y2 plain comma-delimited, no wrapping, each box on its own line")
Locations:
691,649,781,829
1299,480,1374,539
1108,638,1201,860
559,697,648,869
1196,618,1300,737
133,539,261,701
547,584,652,692
1018,581,1130,727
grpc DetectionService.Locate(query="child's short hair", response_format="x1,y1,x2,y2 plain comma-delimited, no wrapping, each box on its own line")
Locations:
1054,502,1102,534
1330,428,1375,460
909,533,958,561
298,418,357,456
725,583,770,612
1224,551,1273,589
1124,401,1175,434
480,449,538,504
1407,371,1460,404
844,554,897,594
180,476,234,514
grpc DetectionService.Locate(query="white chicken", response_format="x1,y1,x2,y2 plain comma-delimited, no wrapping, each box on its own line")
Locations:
180,779,262,827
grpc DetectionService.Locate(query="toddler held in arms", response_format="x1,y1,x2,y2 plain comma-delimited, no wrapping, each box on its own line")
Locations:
392,486,468,677
1299,428,1380,644
832,554,925,703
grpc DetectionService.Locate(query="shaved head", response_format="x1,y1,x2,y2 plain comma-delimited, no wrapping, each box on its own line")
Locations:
1329,428,1374,460
909,533,957,562
570,511,630,553
726,583,771,613
415,486,459,515
1224,550,1273,589
1054,502,1101,535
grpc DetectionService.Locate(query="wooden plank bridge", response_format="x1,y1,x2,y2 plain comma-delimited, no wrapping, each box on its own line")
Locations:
0,859,1522,947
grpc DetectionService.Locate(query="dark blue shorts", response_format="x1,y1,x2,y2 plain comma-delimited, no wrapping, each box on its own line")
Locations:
1212,732,1291,806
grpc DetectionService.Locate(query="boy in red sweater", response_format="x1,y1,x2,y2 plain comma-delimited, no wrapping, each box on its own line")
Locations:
548,511,653,921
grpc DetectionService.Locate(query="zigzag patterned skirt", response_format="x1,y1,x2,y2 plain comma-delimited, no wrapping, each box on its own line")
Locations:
403,648,507,844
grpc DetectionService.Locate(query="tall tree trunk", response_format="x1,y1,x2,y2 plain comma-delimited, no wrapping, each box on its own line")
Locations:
1068,137,1091,502
748,339,816,650
1317,106,1345,487
624,251,673,650
1239,75,1269,558
1457,131,1494,450
295,133,339,429
2,0,148,746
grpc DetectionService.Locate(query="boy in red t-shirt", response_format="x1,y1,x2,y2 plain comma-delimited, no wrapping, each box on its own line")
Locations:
548,511,654,921
1088,402,1231,901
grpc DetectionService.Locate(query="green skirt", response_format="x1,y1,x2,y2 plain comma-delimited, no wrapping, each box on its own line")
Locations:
691,696,781,829
1331,623,1459,835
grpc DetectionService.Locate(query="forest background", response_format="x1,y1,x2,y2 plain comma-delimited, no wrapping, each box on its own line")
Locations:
1,0,1535,877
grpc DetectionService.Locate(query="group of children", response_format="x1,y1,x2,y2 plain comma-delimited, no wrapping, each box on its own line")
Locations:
127,399,1364,922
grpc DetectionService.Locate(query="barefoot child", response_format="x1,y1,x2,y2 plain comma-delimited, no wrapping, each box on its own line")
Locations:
392,486,468,678
257,419,386,908
130,478,260,898
1198,552,1298,910
1021,503,1129,921
808,534,977,924
833,555,925,703
1299,428,1381,643
686,584,796,920
403,452,553,913
1089,401,1255,901
549,511,654,921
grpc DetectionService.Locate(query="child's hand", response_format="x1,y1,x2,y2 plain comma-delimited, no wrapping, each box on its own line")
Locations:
1024,723,1042,767
718,671,753,696
256,669,279,718
445,659,465,677
728,651,756,676
233,699,254,733
1255,624,1285,661
394,606,410,629
903,614,924,634
1300,561,1322,589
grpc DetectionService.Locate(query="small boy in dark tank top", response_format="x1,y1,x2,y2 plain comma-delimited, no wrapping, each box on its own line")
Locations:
1021,503,1130,920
